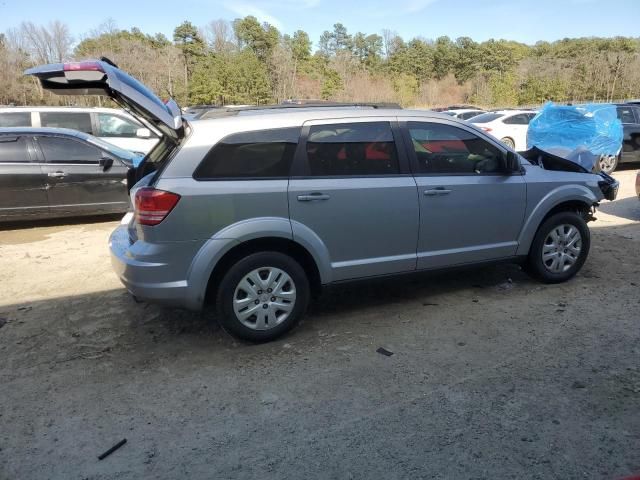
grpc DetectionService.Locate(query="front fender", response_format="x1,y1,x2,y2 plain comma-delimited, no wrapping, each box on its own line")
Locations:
516,184,598,256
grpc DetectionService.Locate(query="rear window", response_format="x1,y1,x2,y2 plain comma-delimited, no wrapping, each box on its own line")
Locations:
40,112,93,134
0,136,30,162
469,113,504,124
0,112,32,127
193,127,300,179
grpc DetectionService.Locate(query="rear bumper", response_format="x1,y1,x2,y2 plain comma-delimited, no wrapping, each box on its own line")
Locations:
109,223,204,310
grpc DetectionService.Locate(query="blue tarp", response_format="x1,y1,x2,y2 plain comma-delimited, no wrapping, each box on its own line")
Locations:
527,102,623,157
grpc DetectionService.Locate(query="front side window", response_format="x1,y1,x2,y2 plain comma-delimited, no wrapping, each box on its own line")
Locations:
306,122,399,176
40,112,93,134
0,112,32,127
37,136,102,164
617,106,636,124
97,114,141,138
0,136,30,163
408,122,505,175
193,127,300,179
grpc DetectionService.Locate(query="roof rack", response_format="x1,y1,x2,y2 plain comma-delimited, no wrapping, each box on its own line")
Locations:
231,102,401,111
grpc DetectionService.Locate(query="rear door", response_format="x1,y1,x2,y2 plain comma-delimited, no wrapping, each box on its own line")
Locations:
502,113,532,151
0,135,48,221
401,119,526,269
288,119,419,281
25,60,183,142
35,135,129,216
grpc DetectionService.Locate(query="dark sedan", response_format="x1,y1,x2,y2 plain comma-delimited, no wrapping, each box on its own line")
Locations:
0,127,142,222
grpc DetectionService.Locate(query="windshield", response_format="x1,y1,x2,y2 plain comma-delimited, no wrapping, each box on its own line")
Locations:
469,112,504,123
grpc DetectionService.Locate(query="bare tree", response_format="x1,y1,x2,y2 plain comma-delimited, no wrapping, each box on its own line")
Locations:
16,21,72,64
205,19,235,53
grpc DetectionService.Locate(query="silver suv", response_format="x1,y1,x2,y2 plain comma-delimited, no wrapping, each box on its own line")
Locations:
27,60,619,342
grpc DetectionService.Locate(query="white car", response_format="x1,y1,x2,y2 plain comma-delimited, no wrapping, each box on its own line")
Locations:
442,108,486,120
0,106,160,154
469,110,538,151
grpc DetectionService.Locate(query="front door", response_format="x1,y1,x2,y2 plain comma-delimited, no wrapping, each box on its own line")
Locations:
35,135,129,217
0,135,48,221
288,120,419,282
402,120,526,270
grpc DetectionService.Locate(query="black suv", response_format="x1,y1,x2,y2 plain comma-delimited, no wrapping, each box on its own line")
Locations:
604,104,640,173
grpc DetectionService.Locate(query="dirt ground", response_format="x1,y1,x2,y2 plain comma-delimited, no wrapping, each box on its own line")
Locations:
0,168,639,480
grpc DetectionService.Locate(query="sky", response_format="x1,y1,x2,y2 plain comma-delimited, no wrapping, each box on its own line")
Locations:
1,0,638,47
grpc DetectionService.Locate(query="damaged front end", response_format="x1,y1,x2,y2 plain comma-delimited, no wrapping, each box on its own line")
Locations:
520,147,619,201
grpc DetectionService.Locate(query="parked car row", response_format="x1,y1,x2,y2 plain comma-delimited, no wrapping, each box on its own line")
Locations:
0,106,159,154
0,127,140,222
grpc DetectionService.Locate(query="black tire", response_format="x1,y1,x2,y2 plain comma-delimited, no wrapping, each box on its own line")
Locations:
215,251,309,343
500,137,516,149
526,211,590,284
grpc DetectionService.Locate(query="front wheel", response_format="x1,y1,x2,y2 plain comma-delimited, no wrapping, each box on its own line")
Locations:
216,252,310,342
526,212,590,284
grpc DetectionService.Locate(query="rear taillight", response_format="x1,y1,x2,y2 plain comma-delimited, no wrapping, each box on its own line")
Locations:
63,61,105,72
481,127,492,132
134,188,180,226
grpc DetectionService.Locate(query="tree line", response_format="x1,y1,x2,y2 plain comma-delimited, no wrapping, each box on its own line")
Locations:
1,17,639,108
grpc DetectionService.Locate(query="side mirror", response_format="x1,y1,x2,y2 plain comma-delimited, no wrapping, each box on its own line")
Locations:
505,151,520,172
136,128,152,139
99,156,114,172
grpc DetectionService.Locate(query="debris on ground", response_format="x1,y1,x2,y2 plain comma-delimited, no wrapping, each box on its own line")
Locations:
98,438,127,460
376,347,394,357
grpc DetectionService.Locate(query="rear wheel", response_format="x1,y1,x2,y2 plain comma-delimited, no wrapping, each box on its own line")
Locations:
500,137,516,149
216,252,309,342
526,212,590,284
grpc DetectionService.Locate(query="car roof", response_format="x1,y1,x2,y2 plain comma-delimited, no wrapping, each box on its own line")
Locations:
192,107,459,130
446,108,484,113
0,127,91,139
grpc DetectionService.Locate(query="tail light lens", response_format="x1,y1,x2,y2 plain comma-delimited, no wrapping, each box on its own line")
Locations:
134,188,180,226
63,61,105,72
481,127,492,132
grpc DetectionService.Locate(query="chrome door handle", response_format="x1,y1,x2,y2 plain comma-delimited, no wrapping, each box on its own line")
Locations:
424,188,451,196
47,171,67,178
297,193,331,202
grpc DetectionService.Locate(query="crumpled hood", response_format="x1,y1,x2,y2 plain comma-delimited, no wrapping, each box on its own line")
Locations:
520,146,595,173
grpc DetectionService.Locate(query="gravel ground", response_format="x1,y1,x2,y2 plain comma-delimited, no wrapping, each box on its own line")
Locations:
0,168,639,480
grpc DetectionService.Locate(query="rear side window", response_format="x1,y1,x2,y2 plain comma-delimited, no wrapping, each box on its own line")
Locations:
40,112,93,134
97,114,141,137
503,114,530,125
305,122,399,176
193,127,300,179
0,136,30,162
37,136,102,164
0,112,32,127
458,111,483,120
469,112,503,124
